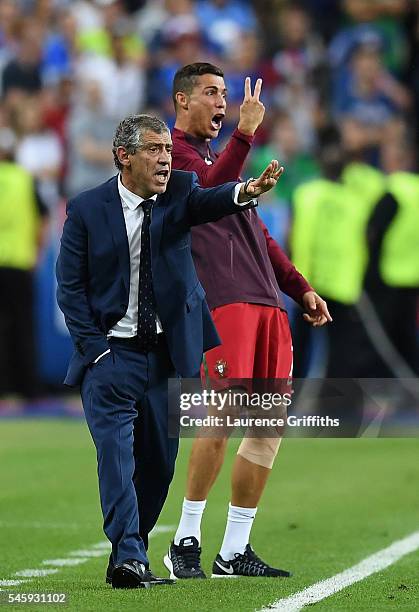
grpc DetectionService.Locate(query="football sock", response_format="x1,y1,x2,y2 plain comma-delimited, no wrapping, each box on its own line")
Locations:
219,503,257,560
174,498,207,545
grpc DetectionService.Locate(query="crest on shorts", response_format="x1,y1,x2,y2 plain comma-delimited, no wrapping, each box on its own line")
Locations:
214,359,228,378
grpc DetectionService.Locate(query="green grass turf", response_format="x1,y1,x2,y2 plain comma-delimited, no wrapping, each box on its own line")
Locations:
0,420,418,611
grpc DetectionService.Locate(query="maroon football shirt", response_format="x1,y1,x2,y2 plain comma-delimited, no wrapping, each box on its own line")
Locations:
171,127,311,311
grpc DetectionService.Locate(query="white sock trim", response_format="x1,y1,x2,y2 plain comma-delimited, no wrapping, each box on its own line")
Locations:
174,498,207,545
219,503,257,560
229,503,257,520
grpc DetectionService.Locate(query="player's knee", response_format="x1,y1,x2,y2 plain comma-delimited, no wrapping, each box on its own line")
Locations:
208,436,228,453
237,436,282,469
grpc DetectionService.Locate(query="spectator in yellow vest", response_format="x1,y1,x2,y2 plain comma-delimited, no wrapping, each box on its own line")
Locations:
0,128,49,398
291,127,385,433
364,137,419,376
291,127,384,380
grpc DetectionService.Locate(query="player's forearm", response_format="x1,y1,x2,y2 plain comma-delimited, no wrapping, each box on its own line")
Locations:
262,221,312,305
176,129,253,187
189,183,251,226
205,129,253,185
276,266,313,306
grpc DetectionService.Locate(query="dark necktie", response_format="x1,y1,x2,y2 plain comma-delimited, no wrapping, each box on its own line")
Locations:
137,199,158,351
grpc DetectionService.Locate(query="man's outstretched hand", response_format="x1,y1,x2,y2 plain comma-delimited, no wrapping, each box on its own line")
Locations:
238,160,284,201
302,291,332,327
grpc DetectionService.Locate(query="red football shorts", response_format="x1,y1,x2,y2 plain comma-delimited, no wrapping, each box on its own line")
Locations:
202,303,293,386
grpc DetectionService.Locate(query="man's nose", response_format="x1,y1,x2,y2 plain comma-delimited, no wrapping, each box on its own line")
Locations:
158,150,171,164
216,95,226,108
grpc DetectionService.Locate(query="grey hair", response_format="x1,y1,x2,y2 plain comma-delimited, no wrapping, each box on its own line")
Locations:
112,114,170,171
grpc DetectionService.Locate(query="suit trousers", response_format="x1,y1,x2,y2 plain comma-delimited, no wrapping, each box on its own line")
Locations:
80,335,179,566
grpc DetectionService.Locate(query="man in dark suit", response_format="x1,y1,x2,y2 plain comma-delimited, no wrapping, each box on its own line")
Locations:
56,114,282,589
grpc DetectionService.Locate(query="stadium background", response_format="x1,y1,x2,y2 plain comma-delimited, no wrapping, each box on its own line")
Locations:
0,2,418,610
0,0,417,393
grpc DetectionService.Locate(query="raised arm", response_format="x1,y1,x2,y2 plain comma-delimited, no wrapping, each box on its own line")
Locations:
174,130,252,186
174,78,265,187
187,160,284,226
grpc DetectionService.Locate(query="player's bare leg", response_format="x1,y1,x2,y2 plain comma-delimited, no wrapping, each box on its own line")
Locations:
212,436,290,578
164,432,229,579
186,436,228,500
230,454,270,507
170,399,230,550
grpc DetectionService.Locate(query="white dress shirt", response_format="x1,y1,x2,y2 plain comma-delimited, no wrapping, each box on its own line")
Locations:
94,177,252,362
108,175,164,339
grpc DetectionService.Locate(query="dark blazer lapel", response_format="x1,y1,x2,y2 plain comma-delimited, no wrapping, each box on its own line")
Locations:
104,176,130,292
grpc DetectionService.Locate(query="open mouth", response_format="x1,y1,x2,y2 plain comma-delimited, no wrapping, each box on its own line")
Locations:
155,169,169,182
211,113,225,131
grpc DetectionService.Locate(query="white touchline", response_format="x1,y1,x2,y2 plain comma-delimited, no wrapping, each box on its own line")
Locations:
69,550,110,557
91,542,113,549
259,530,419,612
2,524,174,588
0,521,88,530
42,559,89,567
15,570,59,578
150,525,175,535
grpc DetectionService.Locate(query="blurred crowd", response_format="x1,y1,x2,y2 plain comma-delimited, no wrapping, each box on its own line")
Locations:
0,0,419,202
0,0,418,397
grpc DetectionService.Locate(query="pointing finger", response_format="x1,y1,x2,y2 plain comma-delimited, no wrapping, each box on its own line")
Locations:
262,162,275,180
254,78,262,101
274,166,284,179
244,77,251,101
266,160,282,180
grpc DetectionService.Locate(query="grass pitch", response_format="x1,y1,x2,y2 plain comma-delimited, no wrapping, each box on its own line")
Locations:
0,419,418,611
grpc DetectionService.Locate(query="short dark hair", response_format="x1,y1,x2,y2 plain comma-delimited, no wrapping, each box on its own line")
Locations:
172,62,224,109
112,114,169,171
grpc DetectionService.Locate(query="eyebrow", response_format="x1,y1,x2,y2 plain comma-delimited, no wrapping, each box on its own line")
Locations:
203,86,228,93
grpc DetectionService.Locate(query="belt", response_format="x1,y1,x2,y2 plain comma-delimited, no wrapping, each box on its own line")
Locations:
108,333,166,352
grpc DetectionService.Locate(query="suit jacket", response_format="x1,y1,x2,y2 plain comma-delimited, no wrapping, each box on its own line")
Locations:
56,170,256,386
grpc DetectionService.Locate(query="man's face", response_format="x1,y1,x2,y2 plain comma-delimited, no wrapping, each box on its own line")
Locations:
124,130,172,197
184,73,227,139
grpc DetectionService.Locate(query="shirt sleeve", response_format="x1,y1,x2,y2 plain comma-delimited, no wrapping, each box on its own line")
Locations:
233,183,257,206
173,129,254,187
259,218,313,305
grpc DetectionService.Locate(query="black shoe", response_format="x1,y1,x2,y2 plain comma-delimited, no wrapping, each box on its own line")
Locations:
163,536,206,579
211,544,291,578
105,553,114,584
112,559,175,589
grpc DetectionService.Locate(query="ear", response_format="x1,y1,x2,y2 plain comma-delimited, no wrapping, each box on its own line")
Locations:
175,91,189,110
116,146,130,167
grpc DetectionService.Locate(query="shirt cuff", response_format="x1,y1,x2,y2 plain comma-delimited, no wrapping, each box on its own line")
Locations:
233,128,254,145
233,183,257,207
93,348,111,363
